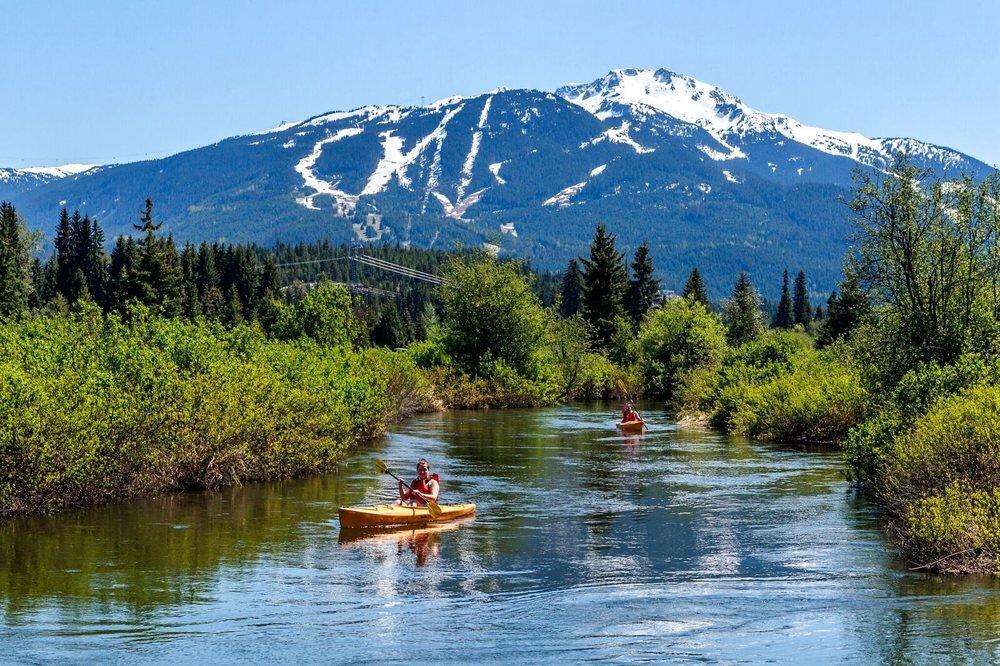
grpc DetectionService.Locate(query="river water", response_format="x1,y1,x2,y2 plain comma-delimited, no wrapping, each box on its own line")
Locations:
2,404,999,663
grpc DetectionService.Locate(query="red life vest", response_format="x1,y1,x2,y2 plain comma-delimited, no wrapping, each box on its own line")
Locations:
406,474,440,502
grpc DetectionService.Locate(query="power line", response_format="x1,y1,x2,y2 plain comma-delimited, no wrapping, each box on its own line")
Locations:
350,254,445,284
274,254,349,268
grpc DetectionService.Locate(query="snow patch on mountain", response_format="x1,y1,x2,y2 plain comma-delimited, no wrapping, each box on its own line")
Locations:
543,180,588,207
585,121,653,154
294,127,364,214
488,161,506,185
590,164,607,177
457,96,493,199
363,105,464,197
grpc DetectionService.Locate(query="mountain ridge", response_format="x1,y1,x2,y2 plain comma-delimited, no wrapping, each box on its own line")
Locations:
2,68,993,295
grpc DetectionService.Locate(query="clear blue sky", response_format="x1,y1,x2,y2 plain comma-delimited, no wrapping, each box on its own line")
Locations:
3,0,998,167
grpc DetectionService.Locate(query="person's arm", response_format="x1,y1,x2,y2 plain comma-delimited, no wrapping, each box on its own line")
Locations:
398,479,408,501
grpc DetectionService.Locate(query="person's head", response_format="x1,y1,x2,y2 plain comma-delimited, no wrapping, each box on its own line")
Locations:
416,458,430,479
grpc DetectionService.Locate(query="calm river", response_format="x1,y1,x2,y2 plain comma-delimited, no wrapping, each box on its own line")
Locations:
2,404,999,663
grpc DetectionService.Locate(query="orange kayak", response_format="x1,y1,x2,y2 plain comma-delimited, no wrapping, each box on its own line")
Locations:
617,419,646,433
337,502,477,529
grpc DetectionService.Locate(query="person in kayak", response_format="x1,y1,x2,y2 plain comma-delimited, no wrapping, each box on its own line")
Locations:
398,458,440,507
621,401,642,423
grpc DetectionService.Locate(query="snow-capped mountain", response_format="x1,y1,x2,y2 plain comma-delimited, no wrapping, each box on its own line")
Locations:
2,68,992,293
557,68,984,181
0,164,98,196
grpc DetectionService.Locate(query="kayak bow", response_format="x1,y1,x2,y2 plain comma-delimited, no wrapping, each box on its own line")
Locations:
617,419,646,433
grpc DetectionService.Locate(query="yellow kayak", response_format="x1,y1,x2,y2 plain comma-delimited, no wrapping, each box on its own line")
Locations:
617,419,646,433
338,502,477,529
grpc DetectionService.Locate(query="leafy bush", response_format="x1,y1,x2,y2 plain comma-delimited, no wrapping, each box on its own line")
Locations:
680,333,865,443
0,306,432,517
439,258,548,378
637,297,727,398
884,386,1000,569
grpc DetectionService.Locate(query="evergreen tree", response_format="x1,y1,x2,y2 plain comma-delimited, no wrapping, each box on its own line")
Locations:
180,243,201,319
223,285,243,325
0,201,29,318
682,267,709,307
625,241,659,330
818,273,869,346
558,258,583,318
124,199,183,315
196,242,219,297
773,269,793,329
371,304,408,348
793,270,812,326
108,236,136,313
724,272,765,345
53,208,76,302
256,256,280,316
581,224,627,349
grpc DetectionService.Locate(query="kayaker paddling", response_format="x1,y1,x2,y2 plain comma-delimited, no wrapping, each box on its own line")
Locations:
398,458,440,507
621,401,642,424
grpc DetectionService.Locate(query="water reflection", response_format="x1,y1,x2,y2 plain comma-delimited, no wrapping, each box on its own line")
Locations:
1,403,1000,662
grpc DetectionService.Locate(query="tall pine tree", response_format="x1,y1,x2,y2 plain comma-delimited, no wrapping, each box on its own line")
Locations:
0,201,29,319
581,224,627,349
559,258,583,318
682,267,709,307
625,241,659,330
793,270,811,326
724,272,765,345
123,199,183,315
818,273,869,346
773,269,793,329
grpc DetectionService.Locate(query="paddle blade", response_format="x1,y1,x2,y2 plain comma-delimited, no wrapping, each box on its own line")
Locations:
616,378,629,397
427,500,443,520
374,459,389,474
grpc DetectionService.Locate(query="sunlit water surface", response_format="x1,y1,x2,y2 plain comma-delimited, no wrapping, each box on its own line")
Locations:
2,404,1000,663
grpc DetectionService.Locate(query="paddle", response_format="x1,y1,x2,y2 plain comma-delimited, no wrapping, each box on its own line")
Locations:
375,459,443,519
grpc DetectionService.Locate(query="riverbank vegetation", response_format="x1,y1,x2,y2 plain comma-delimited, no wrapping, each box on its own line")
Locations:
6,156,1000,574
0,199,608,516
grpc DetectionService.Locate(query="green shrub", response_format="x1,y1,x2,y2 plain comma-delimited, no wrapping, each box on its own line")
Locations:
725,347,866,442
637,297,727,398
0,307,432,517
883,386,1000,568
679,332,865,443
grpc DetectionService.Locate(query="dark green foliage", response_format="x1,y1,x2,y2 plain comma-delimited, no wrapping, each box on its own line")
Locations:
625,241,659,330
0,201,30,319
580,224,627,350
818,273,869,347
793,270,811,326
682,267,709,307
119,200,183,316
371,303,408,349
559,258,583,318
440,258,548,378
724,272,765,345
637,296,726,398
773,270,792,329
